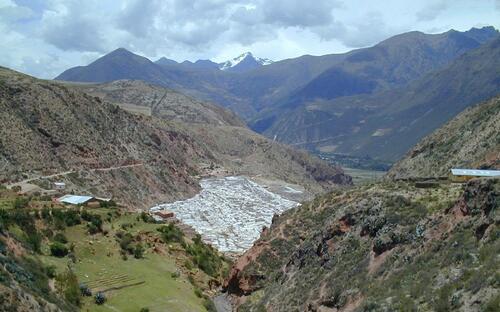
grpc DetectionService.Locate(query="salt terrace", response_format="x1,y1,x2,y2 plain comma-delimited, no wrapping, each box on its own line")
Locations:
151,176,299,253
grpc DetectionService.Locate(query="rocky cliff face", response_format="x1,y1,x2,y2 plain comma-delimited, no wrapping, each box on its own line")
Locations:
224,178,499,311
387,95,500,180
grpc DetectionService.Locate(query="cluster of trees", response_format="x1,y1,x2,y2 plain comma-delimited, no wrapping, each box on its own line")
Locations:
116,231,144,259
157,223,184,244
186,234,224,277
157,224,224,277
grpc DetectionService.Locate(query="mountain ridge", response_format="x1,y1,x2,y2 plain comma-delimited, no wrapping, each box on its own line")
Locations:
259,35,500,161
387,95,500,179
2,66,351,209
54,27,500,161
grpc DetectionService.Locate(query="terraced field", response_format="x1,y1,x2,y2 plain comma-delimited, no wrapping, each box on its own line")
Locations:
40,209,209,312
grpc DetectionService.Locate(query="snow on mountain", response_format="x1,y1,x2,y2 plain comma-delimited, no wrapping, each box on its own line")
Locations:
219,52,274,72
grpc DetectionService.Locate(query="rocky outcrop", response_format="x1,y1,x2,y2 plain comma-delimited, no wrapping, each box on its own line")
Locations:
224,178,500,311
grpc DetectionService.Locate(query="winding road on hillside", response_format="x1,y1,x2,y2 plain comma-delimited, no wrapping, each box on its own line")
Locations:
6,163,144,191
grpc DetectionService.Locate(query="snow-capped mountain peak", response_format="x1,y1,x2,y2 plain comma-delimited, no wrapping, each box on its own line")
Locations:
219,52,273,72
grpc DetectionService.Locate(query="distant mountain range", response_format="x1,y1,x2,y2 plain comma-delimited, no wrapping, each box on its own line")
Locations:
54,26,500,162
261,35,500,161
153,52,273,73
218,52,273,72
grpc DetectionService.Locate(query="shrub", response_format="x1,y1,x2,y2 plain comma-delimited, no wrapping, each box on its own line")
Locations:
99,200,116,208
26,229,42,253
140,212,156,223
484,294,500,312
203,298,217,312
79,283,92,296
134,244,144,259
55,269,81,306
95,291,106,305
119,233,135,254
63,210,81,226
194,287,203,298
11,185,21,193
140,308,150,312
50,242,69,258
171,271,180,278
13,197,30,209
186,235,222,277
44,265,57,279
53,233,68,244
87,222,99,235
157,224,184,244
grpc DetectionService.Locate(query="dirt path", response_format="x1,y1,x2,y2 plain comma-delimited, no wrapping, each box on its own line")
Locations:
6,163,144,190
213,294,232,312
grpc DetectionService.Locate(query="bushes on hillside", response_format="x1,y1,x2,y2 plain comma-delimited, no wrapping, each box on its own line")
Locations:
118,232,135,254
95,291,106,305
140,211,156,223
13,197,30,209
134,244,144,259
55,269,81,306
53,233,68,244
52,209,82,228
116,231,146,259
1,209,42,252
26,229,42,253
99,200,116,208
186,234,223,277
50,242,69,258
157,224,184,244
79,283,92,297
82,211,102,234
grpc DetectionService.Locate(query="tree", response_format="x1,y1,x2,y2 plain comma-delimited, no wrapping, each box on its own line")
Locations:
134,244,144,259
95,291,106,305
56,269,81,306
79,283,92,297
50,242,69,257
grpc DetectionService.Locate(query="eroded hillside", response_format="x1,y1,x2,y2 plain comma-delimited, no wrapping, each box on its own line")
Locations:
224,179,499,311
0,67,350,209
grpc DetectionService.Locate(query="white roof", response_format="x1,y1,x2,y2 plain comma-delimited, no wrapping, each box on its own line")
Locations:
451,169,500,177
54,182,65,186
57,195,94,205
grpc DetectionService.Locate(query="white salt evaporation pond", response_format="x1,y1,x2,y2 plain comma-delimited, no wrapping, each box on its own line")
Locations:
150,176,300,253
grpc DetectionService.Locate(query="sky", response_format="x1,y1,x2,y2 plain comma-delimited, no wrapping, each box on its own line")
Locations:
1,0,499,79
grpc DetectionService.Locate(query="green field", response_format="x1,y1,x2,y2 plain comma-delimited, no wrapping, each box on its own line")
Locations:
342,167,386,185
40,210,210,312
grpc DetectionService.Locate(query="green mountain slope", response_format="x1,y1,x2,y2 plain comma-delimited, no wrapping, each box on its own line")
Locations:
262,37,500,161
387,95,500,179
224,178,500,311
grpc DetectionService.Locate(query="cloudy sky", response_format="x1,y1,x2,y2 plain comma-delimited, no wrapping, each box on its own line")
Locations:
1,0,499,78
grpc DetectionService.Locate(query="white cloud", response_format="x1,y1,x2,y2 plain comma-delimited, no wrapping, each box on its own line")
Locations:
0,0,498,78
416,1,448,21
